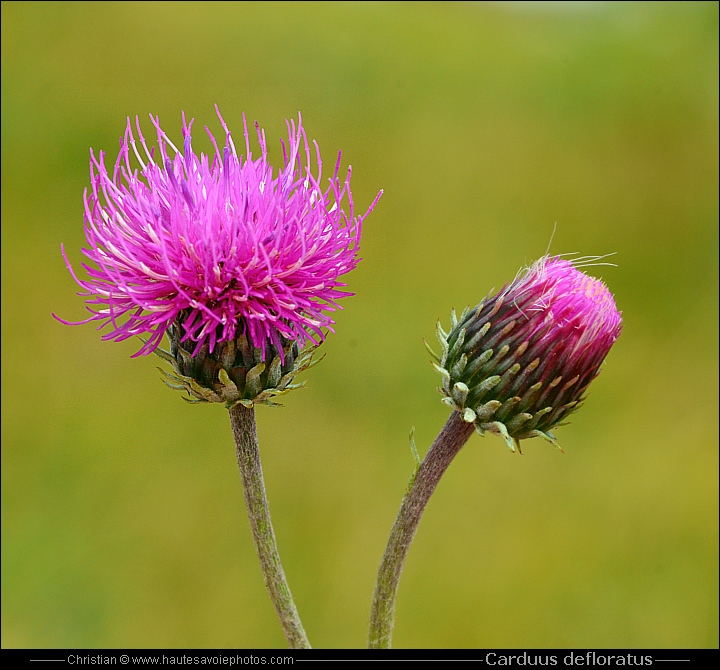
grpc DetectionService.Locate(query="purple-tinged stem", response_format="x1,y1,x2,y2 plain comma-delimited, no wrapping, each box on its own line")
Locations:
228,404,311,649
368,410,475,649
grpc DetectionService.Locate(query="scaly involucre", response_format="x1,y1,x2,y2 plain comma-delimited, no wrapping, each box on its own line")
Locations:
59,107,381,358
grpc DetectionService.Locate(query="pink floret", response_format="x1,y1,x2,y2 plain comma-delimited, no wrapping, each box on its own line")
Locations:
56,107,382,358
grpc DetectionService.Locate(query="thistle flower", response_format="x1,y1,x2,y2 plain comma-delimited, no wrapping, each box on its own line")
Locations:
429,255,622,452
56,107,381,406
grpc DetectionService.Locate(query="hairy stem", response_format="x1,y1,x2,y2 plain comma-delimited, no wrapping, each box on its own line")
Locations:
368,410,475,648
228,404,311,649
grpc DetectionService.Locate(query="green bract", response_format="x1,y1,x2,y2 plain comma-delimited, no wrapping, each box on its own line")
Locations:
153,324,320,408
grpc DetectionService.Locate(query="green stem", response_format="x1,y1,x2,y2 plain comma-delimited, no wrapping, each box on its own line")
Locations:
368,410,475,649
228,404,311,649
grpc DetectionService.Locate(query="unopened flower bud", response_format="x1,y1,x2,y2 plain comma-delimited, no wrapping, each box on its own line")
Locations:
428,256,622,452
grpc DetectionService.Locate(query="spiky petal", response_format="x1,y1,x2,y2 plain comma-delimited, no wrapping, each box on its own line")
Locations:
55,107,382,363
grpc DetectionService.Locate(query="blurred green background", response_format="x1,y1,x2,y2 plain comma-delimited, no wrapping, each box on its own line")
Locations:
2,0,717,650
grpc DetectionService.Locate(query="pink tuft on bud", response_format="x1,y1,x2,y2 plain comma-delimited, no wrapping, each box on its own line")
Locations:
506,256,622,361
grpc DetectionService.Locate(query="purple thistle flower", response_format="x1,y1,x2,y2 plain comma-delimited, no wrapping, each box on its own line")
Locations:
430,255,622,452
57,107,382,365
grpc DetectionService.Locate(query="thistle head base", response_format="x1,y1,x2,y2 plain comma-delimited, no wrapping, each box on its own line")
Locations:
153,320,320,408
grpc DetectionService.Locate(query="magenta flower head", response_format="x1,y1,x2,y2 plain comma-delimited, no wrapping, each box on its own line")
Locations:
57,107,381,406
429,256,622,452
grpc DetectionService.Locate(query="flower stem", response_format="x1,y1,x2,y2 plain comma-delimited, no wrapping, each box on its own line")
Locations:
368,410,475,649
228,404,311,649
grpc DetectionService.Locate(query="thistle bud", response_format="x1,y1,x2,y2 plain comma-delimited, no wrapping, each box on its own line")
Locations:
429,256,622,452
